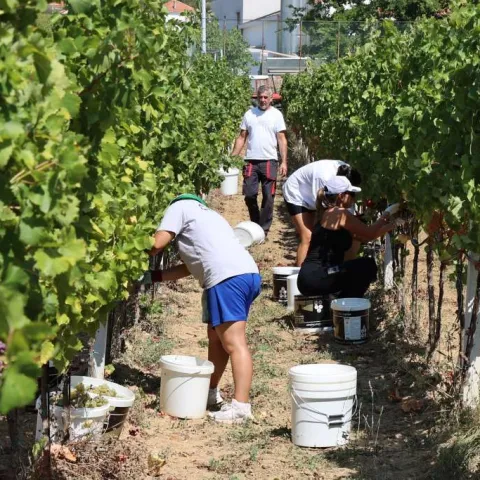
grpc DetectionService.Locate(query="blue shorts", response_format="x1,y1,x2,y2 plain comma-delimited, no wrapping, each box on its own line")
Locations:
202,273,262,328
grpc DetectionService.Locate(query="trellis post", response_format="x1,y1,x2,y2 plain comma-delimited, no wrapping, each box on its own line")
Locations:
462,252,480,407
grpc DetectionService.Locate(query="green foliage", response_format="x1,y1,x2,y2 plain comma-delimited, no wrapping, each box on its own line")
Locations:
0,0,250,413
286,0,450,60
206,19,253,74
282,2,480,254
289,0,451,22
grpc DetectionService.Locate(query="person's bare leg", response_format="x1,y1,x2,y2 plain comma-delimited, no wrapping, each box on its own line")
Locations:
291,211,315,266
214,321,252,403
207,325,229,389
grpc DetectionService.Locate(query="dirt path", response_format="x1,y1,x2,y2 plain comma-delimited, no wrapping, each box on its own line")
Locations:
112,185,453,480
1,181,460,479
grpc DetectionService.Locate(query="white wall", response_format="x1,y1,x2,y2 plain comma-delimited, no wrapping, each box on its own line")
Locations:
212,0,306,54
242,18,279,51
243,0,280,21
211,0,243,23
281,0,309,54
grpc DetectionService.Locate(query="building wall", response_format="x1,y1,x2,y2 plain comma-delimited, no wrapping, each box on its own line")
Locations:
211,0,243,23
242,18,280,51
211,0,308,54
211,0,280,23
242,0,279,21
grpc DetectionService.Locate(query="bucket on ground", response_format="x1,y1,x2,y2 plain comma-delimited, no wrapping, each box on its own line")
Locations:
35,394,110,442
294,295,333,333
233,221,265,248
159,355,214,419
331,298,371,345
287,274,300,312
219,167,240,196
289,363,357,448
70,376,135,438
272,267,300,304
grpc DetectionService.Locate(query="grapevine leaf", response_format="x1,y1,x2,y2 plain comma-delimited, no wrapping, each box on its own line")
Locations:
0,366,38,414
33,53,51,84
34,250,70,277
40,341,55,364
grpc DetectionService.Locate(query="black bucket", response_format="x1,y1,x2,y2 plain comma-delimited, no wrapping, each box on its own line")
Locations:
331,298,371,345
294,295,333,333
272,267,300,304
104,406,131,438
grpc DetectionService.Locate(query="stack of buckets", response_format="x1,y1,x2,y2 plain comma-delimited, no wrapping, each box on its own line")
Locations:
35,376,135,442
272,267,333,334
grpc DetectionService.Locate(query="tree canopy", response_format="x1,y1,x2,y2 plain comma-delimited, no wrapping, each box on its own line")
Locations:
290,0,451,22
206,19,253,74
287,0,452,61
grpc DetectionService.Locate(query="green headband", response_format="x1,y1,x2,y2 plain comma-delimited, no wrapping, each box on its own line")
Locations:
170,193,207,207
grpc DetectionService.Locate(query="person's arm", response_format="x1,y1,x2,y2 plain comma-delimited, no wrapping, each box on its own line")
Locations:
162,263,190,281
148,230,175,256
146,262,191,284
277,131,288,177
145,230,191,283
341,210,395,242
231,130,248,157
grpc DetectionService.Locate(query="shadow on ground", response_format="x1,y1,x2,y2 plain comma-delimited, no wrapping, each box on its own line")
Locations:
112,363,161,395
273,200,298,265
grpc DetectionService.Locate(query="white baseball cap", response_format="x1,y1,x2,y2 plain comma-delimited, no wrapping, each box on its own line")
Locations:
324,176,362,195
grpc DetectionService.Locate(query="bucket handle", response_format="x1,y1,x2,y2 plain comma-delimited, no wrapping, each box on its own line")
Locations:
290,390,358,426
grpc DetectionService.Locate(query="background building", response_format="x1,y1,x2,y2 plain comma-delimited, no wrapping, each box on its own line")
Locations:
211,0,310,55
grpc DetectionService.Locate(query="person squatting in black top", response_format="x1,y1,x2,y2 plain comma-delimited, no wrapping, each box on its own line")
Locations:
297,176,396,299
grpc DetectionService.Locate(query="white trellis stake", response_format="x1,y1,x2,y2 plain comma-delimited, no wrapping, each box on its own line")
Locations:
462,252,480,407
89,319,108,379
384,233,394,290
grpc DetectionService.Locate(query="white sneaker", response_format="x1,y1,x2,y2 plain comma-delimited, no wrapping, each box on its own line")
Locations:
207,388,224,408
208,399,253,424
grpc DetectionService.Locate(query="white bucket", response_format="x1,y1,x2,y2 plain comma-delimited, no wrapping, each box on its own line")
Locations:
287,274,300,312
219,167,239,195
331,298,371,345
233,221,265,248
71,376,135,436
159,355,214,419
289,363,357,448
35,395,110,442
272,267,300,304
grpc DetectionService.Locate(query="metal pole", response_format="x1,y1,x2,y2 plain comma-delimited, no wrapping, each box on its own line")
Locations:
201,0,207,54
337,21,340,60
261,20,265,74
223,15,226,59
299,21,303,71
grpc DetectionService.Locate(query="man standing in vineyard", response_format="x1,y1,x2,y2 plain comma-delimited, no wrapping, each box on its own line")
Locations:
142,194,261,424
231,85,288,237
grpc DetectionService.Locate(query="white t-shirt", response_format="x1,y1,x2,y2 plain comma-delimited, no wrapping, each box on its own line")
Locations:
157,200,259,289
282,160,348,210
240,106,286,161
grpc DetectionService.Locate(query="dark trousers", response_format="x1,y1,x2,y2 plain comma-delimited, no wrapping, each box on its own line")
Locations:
297,257,378,298
242,160,277,234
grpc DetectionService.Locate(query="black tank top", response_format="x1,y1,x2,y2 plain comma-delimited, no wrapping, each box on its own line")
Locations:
304,225,352,267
